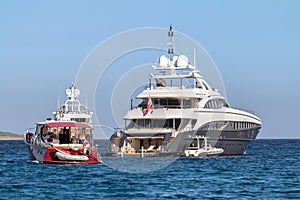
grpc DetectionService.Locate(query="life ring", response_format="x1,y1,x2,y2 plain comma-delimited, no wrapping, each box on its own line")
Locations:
83,141,90,148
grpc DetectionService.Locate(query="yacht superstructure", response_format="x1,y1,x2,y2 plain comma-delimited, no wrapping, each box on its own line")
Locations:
107,26,261,157
53,85,92,125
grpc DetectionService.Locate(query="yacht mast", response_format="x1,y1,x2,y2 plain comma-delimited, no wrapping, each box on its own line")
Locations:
167,24,174,56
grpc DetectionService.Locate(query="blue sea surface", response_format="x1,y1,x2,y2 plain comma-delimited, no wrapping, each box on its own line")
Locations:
0,139,300,199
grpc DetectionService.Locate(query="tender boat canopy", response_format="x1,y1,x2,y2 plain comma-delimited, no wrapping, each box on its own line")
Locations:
45,121,91,128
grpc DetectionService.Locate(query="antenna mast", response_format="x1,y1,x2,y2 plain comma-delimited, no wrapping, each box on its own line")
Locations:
167,24,174,56
193,48,196,69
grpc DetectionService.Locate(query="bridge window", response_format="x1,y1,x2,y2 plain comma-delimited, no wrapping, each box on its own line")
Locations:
204,99,229,109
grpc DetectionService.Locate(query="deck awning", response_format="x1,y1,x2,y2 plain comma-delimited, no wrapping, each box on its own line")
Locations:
45,121,91,128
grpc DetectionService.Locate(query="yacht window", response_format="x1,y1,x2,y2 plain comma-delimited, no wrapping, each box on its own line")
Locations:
138,99,148,108
163,119,173,129
126,119,181,130
175,119,181,130
152,119,165,128
153,99,160,107
126,119,136,129
204,98,229,109
159,98,180,108
183,99,192,108
196,81,202,89
213,100,218,108
209,100,213,108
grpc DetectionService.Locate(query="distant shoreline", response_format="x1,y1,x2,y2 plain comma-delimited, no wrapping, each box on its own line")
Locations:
0,136,23,140
0,131,23,140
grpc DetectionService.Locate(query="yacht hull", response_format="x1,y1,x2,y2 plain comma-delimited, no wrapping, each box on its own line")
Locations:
28,144,101,164
196,127,260,155
106,127,260,157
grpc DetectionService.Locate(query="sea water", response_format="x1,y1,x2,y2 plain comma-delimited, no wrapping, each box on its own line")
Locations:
0,139,299,199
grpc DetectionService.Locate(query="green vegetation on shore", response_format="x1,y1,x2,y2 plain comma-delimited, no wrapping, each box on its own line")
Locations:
0,131,22,137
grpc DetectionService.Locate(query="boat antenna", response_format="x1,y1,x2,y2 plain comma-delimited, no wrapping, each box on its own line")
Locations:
167,24,174,56
57,87,61,109
193,48,197,87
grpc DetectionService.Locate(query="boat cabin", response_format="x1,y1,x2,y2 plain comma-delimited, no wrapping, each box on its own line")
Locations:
35,121,93,145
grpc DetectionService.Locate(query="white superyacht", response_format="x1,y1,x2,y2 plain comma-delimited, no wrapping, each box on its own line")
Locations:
106,26,261,157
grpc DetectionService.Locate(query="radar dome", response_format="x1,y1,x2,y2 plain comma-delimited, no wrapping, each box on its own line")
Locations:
177,55,189,68
66,89,72,96
74,89,80,97
159,55,169,67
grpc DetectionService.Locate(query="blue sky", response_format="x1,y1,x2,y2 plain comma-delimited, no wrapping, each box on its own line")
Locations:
0,0,299,138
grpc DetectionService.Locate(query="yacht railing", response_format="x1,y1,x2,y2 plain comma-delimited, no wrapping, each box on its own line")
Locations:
232,107,255,114
125,126,174,131
149,77,199,90
151,85,197,90
132,105,196,110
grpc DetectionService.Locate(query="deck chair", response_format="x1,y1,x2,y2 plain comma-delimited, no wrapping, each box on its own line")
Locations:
144,145,156,153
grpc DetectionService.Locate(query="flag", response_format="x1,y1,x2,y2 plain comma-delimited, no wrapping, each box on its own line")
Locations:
143,97,152,115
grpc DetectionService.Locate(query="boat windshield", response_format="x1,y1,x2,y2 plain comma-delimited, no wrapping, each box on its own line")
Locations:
204,98,229,109
125,118,181,130
60,101,88,113
136,98,201,109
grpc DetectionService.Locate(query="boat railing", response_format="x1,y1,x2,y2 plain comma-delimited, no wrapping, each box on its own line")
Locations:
149,76,199,90
151,84,197,90
125,127,174,132
24,128,35,144
132,104,196,110
232,107,255,114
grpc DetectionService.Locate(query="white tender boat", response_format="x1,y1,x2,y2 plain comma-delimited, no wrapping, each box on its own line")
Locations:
184,136,224,157
54,146,89,161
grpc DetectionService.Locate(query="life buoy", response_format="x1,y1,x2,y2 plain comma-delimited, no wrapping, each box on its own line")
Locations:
83,141,90,148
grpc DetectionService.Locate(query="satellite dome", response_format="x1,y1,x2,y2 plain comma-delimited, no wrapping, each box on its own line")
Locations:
177,55,189,68
66,87,80,97
159,55,169,67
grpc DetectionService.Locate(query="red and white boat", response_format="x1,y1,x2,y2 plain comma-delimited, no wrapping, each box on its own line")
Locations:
24,85,101,164
24,121,101,164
